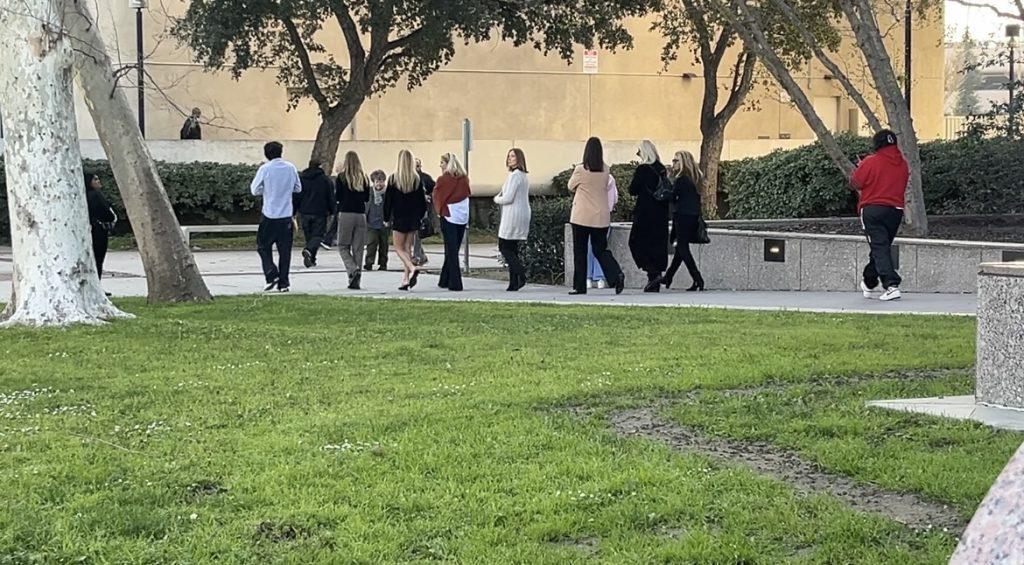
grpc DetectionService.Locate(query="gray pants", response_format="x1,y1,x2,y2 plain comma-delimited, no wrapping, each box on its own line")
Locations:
337,212,367,277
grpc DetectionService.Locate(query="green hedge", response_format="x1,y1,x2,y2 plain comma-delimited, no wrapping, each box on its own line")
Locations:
1,158,260,240
722,136,1024,219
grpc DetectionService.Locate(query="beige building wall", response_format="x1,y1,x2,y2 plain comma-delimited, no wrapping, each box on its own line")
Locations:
51,2,944,192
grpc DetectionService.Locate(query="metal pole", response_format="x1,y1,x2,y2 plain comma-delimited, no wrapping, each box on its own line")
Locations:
461,119,471,272
136,7,145,138
904,0,912,111
1011,39,1017,137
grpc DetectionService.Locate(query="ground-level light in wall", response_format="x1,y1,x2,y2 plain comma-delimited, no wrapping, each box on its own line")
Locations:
764,239,786,262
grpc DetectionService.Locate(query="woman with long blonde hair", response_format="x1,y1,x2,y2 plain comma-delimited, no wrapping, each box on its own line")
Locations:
335,151,370,289
432,153,472,291
628,139,671,292
659,150,705,291
383,150,428,290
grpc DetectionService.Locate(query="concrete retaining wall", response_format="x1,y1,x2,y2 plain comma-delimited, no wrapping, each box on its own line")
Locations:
976,263,1024,408
564,224,1024,293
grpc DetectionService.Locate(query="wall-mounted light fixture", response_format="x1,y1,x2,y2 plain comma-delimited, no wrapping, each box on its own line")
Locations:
779,133,792,140
681,73,697,80
824,74,834,81
764,239,786,262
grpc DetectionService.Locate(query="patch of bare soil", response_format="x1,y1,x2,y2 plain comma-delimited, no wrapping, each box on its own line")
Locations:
607,407,966,534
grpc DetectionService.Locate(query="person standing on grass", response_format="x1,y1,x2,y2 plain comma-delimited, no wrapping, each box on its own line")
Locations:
852,129,909,302
412,157,437,267
586,173,619,290
364,169,391,272
628,139,671,293
567,137,625,295
335,151,371,290
250,141,301,292
297,159,336,269
434,153,472,292
86,173,116,297
384,150,428,291
659,151,705,292
494,148,531,292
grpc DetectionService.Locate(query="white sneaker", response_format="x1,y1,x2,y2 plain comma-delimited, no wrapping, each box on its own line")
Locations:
597,279,607,289
879,287,902,301
860,281,879,299
586,279,595,289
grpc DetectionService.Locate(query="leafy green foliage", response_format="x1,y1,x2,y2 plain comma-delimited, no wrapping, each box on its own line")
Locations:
721,136,1024,218
722,134,868,219
171,0,657,118
0,158,260,240
521,197,573,284
952,30,983,116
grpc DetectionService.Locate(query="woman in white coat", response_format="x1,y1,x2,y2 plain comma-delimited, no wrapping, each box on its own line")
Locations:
493,148,531,291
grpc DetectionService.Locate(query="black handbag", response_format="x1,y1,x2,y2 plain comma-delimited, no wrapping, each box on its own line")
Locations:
694,216,710,244
651,173,674,202
418,214,436,239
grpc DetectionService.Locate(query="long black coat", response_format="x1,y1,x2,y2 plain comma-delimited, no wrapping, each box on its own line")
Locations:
628,162,670,273
671,174,702,244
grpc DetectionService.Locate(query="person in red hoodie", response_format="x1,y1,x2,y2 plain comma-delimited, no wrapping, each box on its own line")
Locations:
851,129,909,302
432,153,472,291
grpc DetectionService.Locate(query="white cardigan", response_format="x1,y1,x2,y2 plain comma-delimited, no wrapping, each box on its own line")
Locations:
493,170,531,240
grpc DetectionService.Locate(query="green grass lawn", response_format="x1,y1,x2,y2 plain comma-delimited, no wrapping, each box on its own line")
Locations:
0,297,1000,562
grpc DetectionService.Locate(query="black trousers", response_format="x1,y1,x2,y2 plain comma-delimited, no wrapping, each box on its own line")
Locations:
438,218,466,291
91,226,109,279
257,216,294,288
665,215,702,283
571,223,622,293
300,214,328,259
861,205,903,289
498,238,525,280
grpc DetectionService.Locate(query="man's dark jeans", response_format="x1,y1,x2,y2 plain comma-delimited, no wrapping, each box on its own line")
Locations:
257,216,294,288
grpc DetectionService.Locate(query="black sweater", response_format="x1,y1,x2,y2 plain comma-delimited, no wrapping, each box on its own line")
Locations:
297,168,337,216
383,178,427,226
86,189,115,225
673,175,701,216
336,175,371,214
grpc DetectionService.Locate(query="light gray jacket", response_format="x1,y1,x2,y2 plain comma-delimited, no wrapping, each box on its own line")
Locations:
494,170,531,240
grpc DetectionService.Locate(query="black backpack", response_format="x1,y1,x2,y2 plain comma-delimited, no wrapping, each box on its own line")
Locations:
651,171,674,202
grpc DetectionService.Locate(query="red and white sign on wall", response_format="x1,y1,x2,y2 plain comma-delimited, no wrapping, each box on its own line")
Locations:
583,50,599,74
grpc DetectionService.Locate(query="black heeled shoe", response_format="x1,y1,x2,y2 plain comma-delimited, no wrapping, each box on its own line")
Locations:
687,279,705,292
409,269,420,289
660,275,674,289
515,274,527,291
614,273,625,295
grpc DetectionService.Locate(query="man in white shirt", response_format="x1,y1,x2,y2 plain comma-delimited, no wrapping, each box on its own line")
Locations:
250,141,301,292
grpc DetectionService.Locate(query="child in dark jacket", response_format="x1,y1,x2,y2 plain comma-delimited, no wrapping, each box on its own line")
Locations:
364,169,390,271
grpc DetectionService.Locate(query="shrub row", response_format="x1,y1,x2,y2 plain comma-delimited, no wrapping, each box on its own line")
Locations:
0,158,261,240
722,136,1024,219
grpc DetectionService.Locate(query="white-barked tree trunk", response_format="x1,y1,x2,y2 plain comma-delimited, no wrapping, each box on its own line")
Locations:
0,0,131,326
64,0,213,303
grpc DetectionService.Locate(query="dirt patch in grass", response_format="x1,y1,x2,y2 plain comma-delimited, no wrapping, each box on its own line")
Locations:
254,521,313,543
608,406,967,534
550,536,599,555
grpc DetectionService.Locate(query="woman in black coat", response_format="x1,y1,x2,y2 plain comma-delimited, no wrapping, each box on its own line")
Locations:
628,140,671,292
660,150,705,291
85,173,116,280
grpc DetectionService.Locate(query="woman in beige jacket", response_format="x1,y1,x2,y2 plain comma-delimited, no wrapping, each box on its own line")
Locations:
567,137,624,295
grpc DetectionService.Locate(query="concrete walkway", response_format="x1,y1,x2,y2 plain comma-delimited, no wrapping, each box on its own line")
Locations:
0,247,977,316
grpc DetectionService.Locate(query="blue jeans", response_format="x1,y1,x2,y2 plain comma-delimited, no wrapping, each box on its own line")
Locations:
587,228,611,281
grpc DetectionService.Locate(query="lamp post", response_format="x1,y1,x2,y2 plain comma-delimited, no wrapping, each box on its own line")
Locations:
130,0,147,137
1008,24,1020,137
904,0,912,111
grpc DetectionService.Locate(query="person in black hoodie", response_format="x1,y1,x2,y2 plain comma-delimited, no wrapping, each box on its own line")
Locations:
85,173,116,295
628,140,671,292
297,160,337,268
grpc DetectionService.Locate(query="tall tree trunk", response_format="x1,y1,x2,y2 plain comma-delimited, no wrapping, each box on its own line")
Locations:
0,0,130,326
64,0,213,303
699,121,727,218
310,103,361,173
